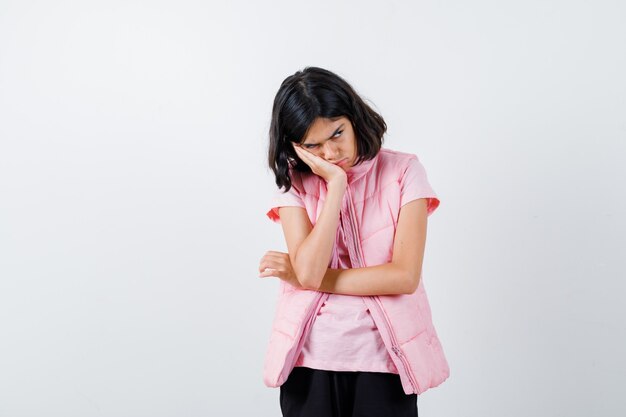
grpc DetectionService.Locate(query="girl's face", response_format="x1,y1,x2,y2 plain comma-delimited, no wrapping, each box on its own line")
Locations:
299,116,357,170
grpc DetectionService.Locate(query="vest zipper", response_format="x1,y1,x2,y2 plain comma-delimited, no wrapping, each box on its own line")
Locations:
369,296,420,393
344,185,420,394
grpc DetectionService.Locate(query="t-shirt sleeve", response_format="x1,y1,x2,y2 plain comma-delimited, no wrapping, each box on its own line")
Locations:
399,155,440,216
266,183,306,224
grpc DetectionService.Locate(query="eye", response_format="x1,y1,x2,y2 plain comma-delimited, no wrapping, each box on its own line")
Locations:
333,130,343,138
303,144,318,149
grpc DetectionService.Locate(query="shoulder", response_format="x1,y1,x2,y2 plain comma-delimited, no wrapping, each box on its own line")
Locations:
284,166,324,198
376,147,421,175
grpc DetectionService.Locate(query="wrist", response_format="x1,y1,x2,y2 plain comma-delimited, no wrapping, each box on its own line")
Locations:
327,176,347,190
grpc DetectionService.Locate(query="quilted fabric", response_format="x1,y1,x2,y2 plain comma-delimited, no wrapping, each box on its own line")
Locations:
263,147,449,395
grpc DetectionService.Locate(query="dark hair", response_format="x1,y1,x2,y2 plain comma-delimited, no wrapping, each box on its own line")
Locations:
267,66,387,192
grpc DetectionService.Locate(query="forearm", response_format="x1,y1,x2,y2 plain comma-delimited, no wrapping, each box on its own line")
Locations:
316,262,416,296
293,179,346,289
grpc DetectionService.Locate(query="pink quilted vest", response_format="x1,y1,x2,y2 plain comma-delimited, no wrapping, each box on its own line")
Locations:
263,147,450,395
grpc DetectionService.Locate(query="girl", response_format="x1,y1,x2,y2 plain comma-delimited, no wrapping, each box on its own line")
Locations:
259,67,449,417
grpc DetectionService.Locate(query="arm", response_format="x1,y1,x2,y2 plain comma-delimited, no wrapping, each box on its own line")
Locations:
278,178,347,290
316,198,429,296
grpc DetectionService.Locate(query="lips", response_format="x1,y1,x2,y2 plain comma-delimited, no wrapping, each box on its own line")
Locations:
334,158,348,166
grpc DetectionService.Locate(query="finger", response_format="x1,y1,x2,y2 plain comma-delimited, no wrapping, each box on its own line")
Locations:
260,252,285,265
293,144,315,164
259,268,278,278
260,251,285,261
267,251,290,260
259,255,289,272
258,259,274,272
294,144,317,160
297,147,316,162
297,148,328,171
263,250,287,256
259,268,286,279
293,146,309,163
270,253,291,266
298,153,318,171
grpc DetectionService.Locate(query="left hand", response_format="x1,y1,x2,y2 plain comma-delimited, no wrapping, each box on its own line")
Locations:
258,250,303,290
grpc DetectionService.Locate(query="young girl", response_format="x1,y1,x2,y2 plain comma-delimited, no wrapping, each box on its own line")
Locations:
259,67,449,417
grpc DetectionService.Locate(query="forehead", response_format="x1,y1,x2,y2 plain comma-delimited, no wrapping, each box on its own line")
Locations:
302,116,347,142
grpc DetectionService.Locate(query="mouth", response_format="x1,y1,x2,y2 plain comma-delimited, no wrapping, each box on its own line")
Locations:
334,158,348,166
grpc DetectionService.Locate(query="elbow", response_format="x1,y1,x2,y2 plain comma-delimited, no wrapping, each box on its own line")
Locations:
299,278,321,291
392,262,422,295
298,274,323,291
403,271,421,295
293,264,323,291
292,254,325,291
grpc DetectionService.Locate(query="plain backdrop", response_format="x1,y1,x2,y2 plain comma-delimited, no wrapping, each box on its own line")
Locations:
1,1,625,416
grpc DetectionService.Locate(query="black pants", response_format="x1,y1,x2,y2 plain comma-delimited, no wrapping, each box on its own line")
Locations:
280,366,418,417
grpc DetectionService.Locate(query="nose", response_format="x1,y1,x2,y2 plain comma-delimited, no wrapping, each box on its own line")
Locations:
322,141,340,161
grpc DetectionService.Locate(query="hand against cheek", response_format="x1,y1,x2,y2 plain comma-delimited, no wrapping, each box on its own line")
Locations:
292,143,347,185
258,250,303,290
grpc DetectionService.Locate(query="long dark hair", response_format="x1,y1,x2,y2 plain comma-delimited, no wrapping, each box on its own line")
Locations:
267,66,387,192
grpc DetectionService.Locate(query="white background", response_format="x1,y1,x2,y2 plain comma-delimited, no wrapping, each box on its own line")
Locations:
1,0,625,416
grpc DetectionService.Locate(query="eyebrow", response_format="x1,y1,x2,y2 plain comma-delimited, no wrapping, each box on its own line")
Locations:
303,123,345,145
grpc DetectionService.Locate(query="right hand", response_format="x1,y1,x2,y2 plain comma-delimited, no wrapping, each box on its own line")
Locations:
292,143,348,185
